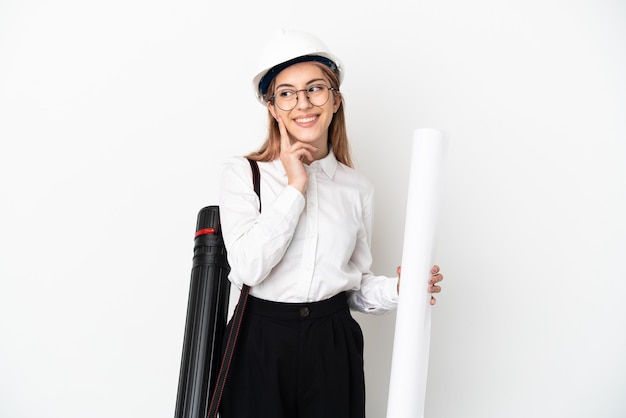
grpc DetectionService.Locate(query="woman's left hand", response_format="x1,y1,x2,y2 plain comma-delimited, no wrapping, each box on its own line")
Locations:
396,265,444,305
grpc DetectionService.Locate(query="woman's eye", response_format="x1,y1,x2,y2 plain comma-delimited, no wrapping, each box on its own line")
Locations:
277,90,295,98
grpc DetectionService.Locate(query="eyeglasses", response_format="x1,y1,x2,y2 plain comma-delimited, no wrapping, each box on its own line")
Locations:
271,84,338,111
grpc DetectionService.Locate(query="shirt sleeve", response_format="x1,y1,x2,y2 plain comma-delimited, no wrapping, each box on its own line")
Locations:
346,179,399,314
218,157,305,288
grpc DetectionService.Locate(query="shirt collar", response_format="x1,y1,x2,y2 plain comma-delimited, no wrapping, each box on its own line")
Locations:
312,148,338,179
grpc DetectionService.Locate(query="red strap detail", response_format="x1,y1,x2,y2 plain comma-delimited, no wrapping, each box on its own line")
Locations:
194,228,216,237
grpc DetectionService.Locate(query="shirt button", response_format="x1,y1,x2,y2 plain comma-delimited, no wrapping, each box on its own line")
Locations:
300,307,310,318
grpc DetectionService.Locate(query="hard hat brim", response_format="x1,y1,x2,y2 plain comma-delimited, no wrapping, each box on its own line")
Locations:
252,52,344,105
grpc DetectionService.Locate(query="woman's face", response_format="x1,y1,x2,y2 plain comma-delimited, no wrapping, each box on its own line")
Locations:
268,61,341,150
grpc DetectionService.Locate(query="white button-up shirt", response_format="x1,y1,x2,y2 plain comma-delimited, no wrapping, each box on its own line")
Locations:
219,150,398,314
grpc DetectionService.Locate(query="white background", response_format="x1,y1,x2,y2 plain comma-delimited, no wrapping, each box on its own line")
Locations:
1,1,624,417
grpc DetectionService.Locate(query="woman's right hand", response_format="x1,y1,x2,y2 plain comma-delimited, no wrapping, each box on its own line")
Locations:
277,116,317,194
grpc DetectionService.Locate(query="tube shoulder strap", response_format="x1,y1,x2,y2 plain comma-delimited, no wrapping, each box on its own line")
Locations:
207,158,260,418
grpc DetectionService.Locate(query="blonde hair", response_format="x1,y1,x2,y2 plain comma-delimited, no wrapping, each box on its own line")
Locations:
246,62,353,168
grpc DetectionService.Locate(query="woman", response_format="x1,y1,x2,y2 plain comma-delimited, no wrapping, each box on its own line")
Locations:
218,29,443,418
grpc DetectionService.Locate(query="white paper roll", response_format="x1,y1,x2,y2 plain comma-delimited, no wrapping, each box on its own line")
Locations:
386,128,448,418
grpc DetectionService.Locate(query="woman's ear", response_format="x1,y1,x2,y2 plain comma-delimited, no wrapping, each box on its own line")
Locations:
268,102,278,120
333,92,342,113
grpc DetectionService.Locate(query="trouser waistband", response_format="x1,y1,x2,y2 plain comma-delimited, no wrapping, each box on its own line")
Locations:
245,292,348,319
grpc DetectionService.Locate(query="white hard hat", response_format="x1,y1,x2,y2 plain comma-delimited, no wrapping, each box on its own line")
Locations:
252,29,344,105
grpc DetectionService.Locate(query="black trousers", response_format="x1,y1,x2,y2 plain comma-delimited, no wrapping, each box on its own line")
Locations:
220,292,366,418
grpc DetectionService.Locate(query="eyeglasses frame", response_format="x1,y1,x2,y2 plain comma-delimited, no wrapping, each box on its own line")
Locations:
270,85,339,111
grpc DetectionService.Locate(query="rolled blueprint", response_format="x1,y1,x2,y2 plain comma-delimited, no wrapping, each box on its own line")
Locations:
386,128,448,418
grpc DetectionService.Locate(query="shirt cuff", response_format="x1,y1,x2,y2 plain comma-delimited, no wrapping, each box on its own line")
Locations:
382,277,400,307
272,184,305,217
